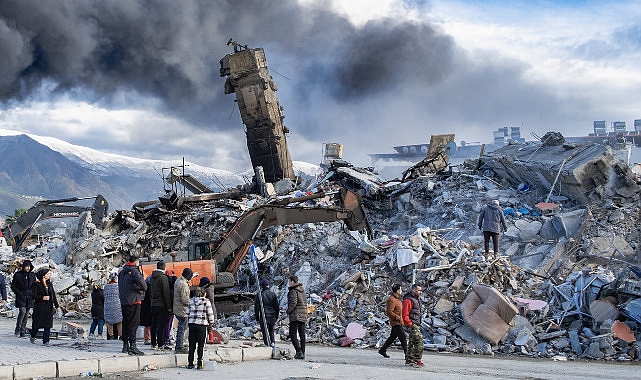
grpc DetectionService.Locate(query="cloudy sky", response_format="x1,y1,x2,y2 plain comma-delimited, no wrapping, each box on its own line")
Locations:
1,0,640,173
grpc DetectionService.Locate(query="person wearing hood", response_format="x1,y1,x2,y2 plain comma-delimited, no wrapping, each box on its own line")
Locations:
173,267,193,353
478,200,508,255
286,275,308,359
185,287,215,369
30,268,59,346
255,278,279,347
149,261,172,350
104,271,122,340
11,259,36,337
89,281,105,339
118,255,147,356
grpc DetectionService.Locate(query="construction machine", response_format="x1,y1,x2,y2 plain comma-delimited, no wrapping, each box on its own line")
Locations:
140,187,371,315
1,195,109,252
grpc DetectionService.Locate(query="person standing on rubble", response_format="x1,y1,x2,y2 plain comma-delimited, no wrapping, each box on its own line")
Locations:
255,278,279,347
402,284,424,367
287,275,308,359
29,268,59,346
478,200,508,255
150,261,173,350
378,284,407,360
118,255,147,356
173,267,193,354
103,271,122,340
11,259,35,337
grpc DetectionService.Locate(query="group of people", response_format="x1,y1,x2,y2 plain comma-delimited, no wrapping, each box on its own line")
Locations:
116,256,215,369
4,259,60,346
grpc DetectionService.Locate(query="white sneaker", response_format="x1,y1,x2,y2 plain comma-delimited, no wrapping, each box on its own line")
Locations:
97,335,105,340
88,333,96,340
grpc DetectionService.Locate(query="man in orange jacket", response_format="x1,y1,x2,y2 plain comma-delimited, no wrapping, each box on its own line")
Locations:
378,284,407,360
402,284,424,367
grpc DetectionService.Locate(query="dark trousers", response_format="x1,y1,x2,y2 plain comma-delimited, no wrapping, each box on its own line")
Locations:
16,307,30,334
289,320,306,354
380,325,408,357
30,327,51,344
90,318,105,335
151,306,170,347
188,323,206,365
259,315,276,346
121,304,141,344
483,231,500,254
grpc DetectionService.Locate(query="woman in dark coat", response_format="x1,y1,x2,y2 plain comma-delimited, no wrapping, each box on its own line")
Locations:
140,274,153,344
30,268,60,346
89,282,105,338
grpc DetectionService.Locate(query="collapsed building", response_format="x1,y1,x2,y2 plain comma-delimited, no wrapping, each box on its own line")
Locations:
2,130,640,362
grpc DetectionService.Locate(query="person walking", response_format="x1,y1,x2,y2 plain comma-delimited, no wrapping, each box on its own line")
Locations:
29,268,59,346
478,200,507,255
173,267,193,353
118,255,147,356
149,261,172,350
286,275,307,359
11,259,35,337
103,272,122,340
402,284,424,367
89,282,105,339
255,278,279,347
186,288,215,370
378,284,407,360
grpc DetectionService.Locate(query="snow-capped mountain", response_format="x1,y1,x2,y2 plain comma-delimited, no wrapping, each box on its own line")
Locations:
0,129,320,216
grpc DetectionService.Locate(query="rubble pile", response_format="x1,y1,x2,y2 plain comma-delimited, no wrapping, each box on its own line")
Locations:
2,136,641,361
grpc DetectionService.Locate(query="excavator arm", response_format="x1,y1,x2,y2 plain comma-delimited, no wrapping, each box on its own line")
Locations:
208,188,371,278
1,195,108,252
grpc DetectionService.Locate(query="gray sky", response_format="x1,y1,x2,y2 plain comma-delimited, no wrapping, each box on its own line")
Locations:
1,0,640,172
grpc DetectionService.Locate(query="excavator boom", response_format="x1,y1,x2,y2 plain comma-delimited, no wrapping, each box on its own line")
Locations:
208,188,371,275
1,195,108,252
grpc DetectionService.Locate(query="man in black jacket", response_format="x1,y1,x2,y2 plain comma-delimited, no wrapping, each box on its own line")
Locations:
118,255,147,355
255,278,279,347
149,261,172,350
11,259,35,337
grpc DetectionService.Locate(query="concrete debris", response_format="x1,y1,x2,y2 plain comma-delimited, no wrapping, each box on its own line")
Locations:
2,132,641,362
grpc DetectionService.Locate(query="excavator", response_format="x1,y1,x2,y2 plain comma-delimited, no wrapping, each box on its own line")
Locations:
140,187,371,315
1,195,109,252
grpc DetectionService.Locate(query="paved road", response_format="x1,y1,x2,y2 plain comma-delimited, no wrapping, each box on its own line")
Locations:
121,346,639,380
0,317,637,379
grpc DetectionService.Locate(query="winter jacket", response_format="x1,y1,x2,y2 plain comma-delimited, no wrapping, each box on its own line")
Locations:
478,203,507,234
118,263,147,306
385,293,404,326
186,296,216,326
255,287,279,320
103,282,123,324
286,283,308,322
173,276,190,317
11,260,36,308
31,278,59,330
200,283,217,319
402,292,422,326
150,269,172,312
90,287,105,319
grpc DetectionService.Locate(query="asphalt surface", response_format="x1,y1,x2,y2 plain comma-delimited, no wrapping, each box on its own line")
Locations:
0,316,638,379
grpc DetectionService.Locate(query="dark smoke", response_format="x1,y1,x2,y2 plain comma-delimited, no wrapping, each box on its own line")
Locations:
0,0,456,128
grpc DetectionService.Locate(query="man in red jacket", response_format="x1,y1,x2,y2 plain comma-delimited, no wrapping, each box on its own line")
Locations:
378,284,407,360
402,284,424,367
